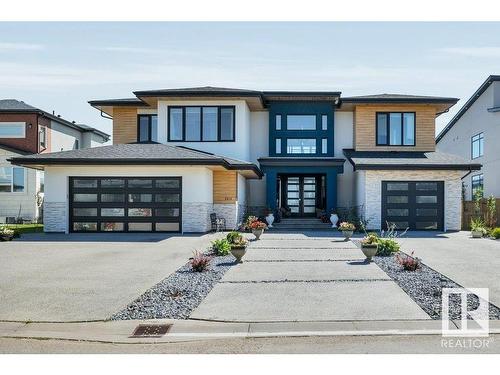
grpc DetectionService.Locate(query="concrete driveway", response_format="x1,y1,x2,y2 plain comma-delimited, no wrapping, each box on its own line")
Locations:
191,232,429,322
0,233,215,322
396,231,500,307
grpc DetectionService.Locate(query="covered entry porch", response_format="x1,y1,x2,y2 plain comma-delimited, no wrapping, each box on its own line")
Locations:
258,157,345,217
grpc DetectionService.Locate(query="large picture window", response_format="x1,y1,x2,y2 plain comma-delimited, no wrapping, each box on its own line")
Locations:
0,166,25,193
286,115,316,130
137,114,158,142
168,106,235,142
472,174,484,198
0,122,25,138
286,139,316,154
471,132,484,159
376,112,415,146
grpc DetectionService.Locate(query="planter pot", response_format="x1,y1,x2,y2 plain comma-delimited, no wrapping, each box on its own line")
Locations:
330,214,339,228
471,230,484,238
265,214,274,228
361,244,378,262
230,245,247,263
342,230,353,240
252,228,264,240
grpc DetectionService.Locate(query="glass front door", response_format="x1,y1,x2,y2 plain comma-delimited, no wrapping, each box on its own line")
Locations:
285,176,317,216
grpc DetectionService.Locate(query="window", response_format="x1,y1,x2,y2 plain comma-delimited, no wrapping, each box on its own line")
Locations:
286,139,316,154
321,138,327,154
471,133,484,159
39,126,46,148
472,174,484,198
276,115,282,130
321,115,328,130
39,172,44,193
168,106,235,142
137,114,158,142
275,138,282,154
0,122,25,138
74,139,79,149
286,115,316,130
376,112,415,146
0,167,25,193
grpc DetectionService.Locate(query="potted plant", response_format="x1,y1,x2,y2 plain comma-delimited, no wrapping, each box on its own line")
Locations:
360,234,379,262
229,236,248,263
264,207,275,228
0,227,15,241
338,221,355,240
249,220,267,240
330,211,339,228
470,217,487,238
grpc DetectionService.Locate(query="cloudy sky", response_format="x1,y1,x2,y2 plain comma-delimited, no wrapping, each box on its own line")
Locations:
0,22,499,137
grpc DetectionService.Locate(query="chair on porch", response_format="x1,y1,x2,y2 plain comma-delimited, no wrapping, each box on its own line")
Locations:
210,213,227,232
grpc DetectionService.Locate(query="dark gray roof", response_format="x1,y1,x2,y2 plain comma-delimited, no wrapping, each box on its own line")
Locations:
0,99,109,141
343,149,481,171
88,97,148,106
134,86,263,97
437,75,500,143
258,157,345,168
9,143,262,176
342,93,458,104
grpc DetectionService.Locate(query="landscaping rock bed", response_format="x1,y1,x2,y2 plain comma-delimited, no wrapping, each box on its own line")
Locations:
111,254,234,320
373,254,500,320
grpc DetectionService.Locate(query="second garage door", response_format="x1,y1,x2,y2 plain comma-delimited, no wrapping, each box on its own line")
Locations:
70,177,182,232
381,181,444,231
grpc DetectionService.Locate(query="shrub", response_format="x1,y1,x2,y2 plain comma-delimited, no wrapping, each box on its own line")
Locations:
338,222,355,231
226,231,243,244
211,238,231,256
190,251,212,272
395,251,421,271
470,217,487,235
376,238,400,256
491,227,500,239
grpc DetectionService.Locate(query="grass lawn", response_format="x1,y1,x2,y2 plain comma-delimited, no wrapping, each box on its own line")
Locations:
0,224,44,234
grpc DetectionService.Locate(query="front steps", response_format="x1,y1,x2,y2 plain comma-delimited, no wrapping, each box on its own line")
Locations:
269,217,335,231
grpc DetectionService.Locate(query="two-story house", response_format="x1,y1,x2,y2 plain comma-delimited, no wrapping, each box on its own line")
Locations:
436,75,500,200
10,87,480,233
0,99,109,223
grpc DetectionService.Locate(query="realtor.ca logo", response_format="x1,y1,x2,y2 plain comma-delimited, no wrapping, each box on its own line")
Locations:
441,288,490,349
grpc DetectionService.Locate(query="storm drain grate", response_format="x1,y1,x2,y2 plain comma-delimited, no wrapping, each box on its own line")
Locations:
130,324,172,338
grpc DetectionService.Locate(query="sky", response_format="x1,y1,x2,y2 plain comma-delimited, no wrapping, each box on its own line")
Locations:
0,22,499,137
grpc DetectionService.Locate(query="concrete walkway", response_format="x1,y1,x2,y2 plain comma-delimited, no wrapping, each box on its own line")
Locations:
396,231,500,307
191,232,429,322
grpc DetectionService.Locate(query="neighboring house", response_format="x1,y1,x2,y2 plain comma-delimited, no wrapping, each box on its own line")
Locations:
0,99,109,223
10,87,480,233
436,75,500,200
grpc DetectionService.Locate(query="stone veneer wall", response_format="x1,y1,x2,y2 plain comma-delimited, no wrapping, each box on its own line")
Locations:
363,170,463,231
43,202,67,232
213,203,239,230
182,202,212,233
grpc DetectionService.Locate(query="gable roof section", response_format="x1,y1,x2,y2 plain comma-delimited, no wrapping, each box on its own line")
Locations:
8,143,263,178
436,75,500,143
0,99,110,141
343,149,481,171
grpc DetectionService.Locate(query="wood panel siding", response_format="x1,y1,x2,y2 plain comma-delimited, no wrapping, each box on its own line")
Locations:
354,104,437,152
113,107,138,144
213,170,238,203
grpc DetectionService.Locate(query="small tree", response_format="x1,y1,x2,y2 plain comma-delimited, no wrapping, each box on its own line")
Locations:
486,195,497,228
473,187,484,217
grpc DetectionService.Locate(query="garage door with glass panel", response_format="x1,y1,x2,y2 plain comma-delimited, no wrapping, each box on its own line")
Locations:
382,181,444,231
70,177,182,232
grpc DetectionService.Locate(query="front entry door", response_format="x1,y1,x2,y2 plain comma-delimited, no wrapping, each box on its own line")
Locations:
286,176,316,216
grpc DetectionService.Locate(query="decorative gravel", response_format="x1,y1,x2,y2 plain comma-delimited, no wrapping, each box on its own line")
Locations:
111,254,234,320
373,254,500,320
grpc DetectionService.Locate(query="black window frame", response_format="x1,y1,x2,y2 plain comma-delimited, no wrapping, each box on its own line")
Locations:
471,132,484,159
167,105,236,142
376,112,416,146
39,126,47,149
137,114,158,143
471,174,484,198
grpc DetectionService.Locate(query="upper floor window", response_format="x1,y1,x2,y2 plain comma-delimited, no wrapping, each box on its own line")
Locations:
0,166,25,193
137,114,158,142
286,115,316,130
471,132,484,159
0,122,25,138
39,126,46,148
472,174,484,199
168,106,235,142
286,139,316,154
376,112,415,146
74,139,79,150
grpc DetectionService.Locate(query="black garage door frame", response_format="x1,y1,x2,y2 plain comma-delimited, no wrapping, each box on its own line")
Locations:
69,176,182,233
381,180,444,231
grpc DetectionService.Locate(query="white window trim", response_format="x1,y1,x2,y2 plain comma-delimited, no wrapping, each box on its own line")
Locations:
0,165,26,194
0,122,26,138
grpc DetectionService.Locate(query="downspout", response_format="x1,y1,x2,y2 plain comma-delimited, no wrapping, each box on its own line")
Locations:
100,110,113,120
